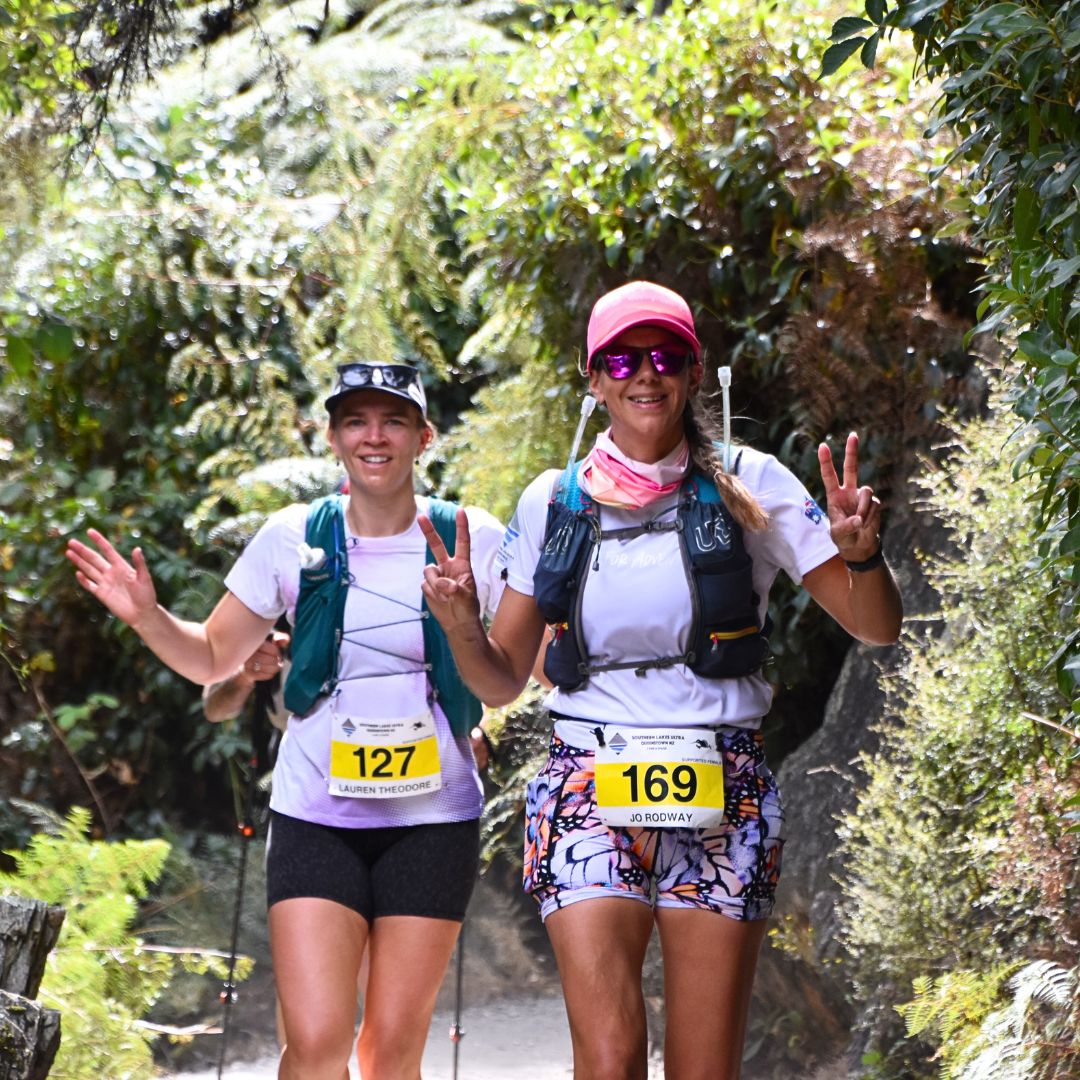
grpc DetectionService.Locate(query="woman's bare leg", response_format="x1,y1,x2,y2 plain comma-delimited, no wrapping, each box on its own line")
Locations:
354,915,462,1080
270,897,368,1080
655,908,768,1080
545,897,655,1080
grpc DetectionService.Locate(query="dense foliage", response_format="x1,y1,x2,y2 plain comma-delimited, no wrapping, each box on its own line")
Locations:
0,0,527,849
0,0,84,120
5,0,1078,1076
837,405,1078,1077
0,0,981,843
0,119,317,844
0,806,251,1078
825,0,1080,705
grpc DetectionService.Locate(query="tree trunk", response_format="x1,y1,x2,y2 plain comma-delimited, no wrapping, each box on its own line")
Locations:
0,989,61,1080
0,897,64,1080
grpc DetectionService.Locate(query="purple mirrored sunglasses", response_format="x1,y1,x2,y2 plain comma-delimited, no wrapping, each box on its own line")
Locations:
589,345,694,380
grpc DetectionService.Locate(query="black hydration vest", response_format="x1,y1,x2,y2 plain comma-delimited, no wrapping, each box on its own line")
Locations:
533,460,770,692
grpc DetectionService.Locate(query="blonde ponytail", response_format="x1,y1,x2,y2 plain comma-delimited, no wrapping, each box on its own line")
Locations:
683,400,768,532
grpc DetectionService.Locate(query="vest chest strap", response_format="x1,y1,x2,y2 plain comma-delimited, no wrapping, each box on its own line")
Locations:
598,518,680,543
582,652,694,678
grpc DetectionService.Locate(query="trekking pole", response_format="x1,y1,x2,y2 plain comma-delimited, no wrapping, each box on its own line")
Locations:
216,677,272,1080
449,920,466,1080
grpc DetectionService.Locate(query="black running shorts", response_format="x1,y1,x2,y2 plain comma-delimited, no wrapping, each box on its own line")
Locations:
266,810,480,923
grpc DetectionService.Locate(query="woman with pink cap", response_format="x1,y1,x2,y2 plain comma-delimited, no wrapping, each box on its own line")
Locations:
421,281,901,1078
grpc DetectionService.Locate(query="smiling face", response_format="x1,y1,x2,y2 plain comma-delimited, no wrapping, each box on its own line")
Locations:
588,325,701,462
327,390,432,500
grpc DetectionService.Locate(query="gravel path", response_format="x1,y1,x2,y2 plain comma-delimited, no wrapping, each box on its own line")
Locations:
170,993,580,1079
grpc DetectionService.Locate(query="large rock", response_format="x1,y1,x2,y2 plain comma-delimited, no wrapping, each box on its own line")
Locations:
750,487,945,1071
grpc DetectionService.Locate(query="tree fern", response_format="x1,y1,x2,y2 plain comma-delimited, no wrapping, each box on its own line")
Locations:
897,966,1020,1078
953,962,1080,1080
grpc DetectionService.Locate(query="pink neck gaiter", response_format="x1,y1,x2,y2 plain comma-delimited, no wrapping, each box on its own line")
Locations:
581,429,690,509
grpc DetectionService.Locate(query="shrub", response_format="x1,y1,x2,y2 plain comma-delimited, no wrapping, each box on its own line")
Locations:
0,806,251,1078
837,403,1077,1076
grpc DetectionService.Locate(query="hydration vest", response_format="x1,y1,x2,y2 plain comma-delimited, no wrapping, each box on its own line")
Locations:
533,459,769,692
283,495,482,737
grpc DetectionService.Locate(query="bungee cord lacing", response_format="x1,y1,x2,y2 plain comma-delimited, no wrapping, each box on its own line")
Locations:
334,575,431,683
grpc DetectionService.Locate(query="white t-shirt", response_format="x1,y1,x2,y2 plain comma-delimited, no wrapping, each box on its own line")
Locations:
495,447,838,734
225,497,505,828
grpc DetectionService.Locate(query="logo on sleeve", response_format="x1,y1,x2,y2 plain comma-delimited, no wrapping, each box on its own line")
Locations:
494,517,520,567
804,498,824,525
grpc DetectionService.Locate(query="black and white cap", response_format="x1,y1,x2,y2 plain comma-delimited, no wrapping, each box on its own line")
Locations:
324,362,428,418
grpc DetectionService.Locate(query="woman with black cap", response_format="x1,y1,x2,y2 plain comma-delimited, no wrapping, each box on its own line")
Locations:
420,281,902,1079
67,362,506,1080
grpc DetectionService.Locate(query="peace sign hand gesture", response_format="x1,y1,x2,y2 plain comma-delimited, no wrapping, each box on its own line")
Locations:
817,432,882,563
419,509,482,634
66,528,159,629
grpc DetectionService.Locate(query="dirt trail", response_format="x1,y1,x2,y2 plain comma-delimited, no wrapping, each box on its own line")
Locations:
169,992,579,1078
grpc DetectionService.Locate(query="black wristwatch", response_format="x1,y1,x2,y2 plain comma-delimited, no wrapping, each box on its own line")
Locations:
844,545,885,573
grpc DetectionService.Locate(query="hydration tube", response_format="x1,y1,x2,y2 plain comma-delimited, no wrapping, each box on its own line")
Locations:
718,365,733,472
565,393,598,474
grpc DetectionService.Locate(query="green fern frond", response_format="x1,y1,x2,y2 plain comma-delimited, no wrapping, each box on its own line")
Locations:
1008,959,1076,1013
439,356,593,518
6,798,71,837
0,809,249,1073
951,961,1080,1079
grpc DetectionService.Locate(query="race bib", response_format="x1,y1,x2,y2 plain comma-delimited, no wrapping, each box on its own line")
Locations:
328,709,442,799
594,727,726,828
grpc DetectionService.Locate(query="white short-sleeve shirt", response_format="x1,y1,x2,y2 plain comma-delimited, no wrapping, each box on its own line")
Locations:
225,497,505,828
494,447,838,734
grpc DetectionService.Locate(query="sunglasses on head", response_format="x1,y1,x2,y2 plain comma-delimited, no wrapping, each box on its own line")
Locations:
590,345,694,380
334,362,421,391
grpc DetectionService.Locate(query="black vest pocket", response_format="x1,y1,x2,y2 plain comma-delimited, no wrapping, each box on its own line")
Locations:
692,552,769,678
533,503,593,624
694,630,770,679
542,625,588,692
695,552,755,614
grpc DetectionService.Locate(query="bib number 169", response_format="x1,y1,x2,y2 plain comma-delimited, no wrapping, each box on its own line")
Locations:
620,763,698,803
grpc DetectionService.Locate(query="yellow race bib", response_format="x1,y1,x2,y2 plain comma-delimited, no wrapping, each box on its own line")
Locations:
328,709,442,799
594,727,726,828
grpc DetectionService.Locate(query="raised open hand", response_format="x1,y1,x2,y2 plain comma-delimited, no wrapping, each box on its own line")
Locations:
65,528,158,628
419,509,481,632
817,432,882,563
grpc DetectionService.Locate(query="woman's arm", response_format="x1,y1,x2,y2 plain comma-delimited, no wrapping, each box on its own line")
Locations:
802,555,902,646
802,433,902,645
419,512,548,707
66,529,276,683
203,632,289,722
202,670,256,723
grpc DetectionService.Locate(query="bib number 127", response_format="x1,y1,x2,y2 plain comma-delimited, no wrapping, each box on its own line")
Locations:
353,745,415,778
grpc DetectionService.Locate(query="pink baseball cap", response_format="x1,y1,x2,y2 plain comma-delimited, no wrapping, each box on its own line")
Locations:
586,281,702,363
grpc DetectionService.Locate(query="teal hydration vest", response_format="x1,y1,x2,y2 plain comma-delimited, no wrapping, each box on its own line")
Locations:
282,495,482,737
533,458,770,692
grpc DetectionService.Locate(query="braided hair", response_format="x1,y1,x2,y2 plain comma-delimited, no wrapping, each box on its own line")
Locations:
682,398,768,532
